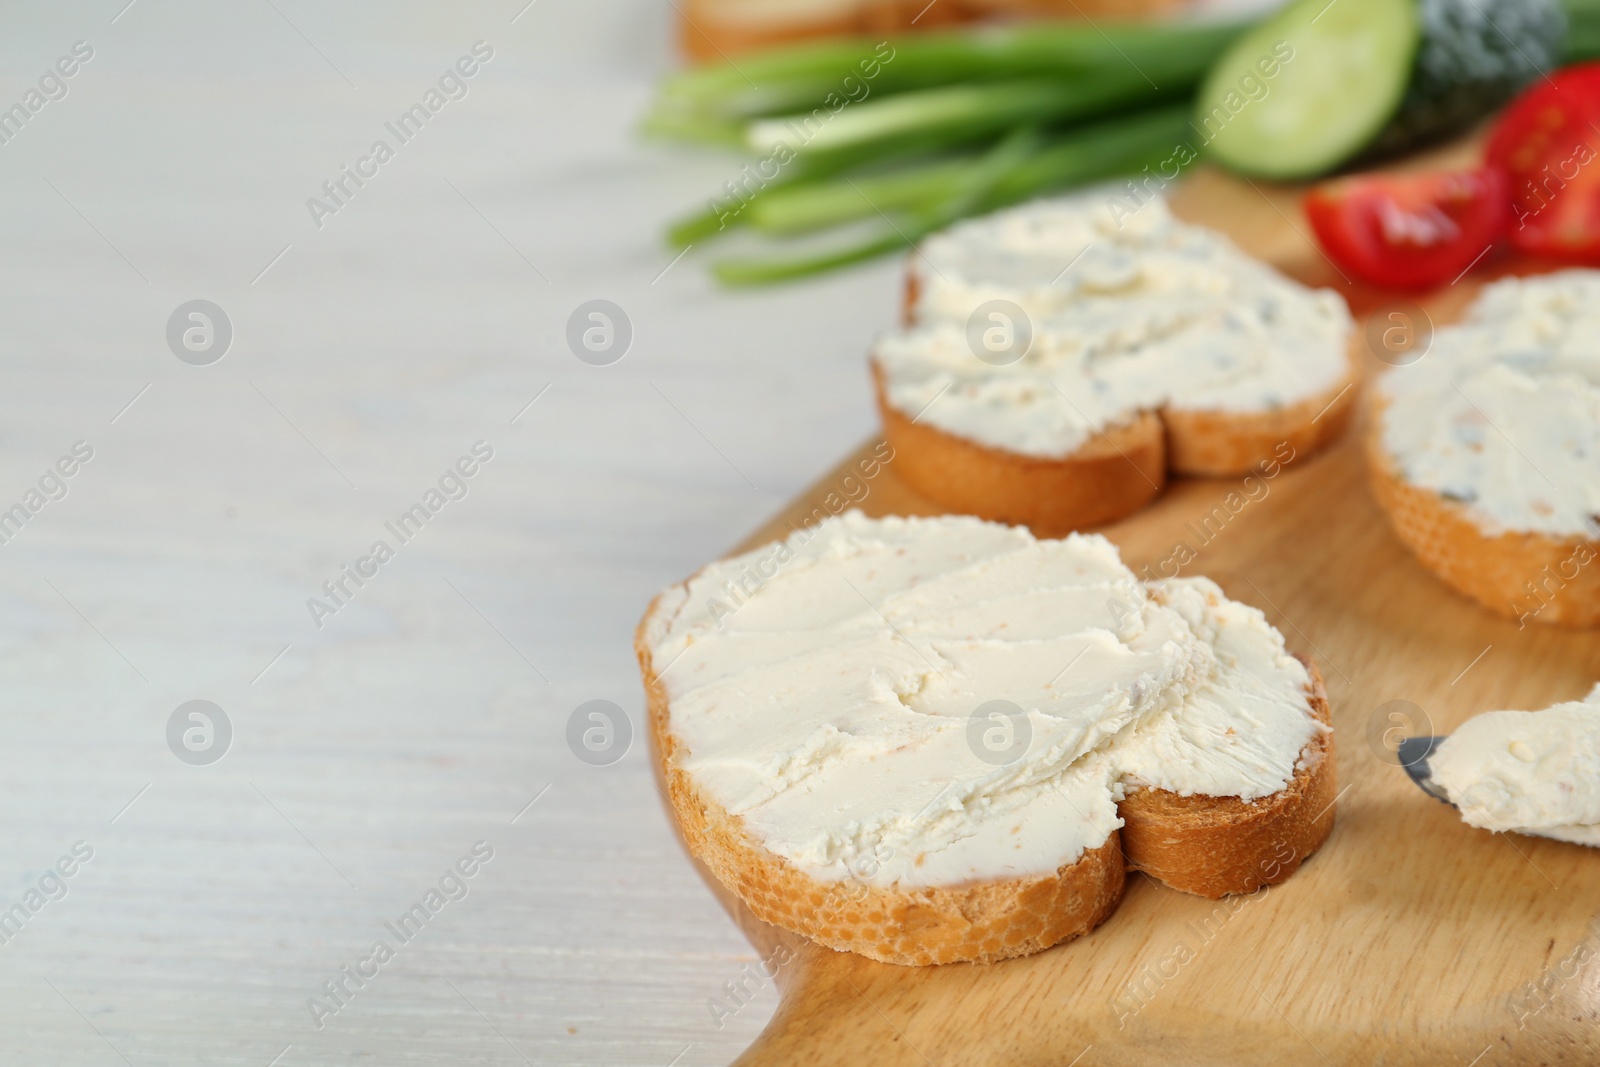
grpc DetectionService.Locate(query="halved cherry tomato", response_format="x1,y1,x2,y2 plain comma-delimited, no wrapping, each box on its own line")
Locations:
1486,63,1600,260
1304,168,1510,290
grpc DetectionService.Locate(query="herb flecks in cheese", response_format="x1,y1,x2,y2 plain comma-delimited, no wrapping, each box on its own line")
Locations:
1430,684,1600,847
1379,270,1600,538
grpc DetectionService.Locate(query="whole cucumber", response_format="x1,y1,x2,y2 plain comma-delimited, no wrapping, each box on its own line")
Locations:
1196,0,1565,180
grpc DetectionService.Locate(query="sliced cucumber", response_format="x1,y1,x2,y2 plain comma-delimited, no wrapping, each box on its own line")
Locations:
1194,0,1420,180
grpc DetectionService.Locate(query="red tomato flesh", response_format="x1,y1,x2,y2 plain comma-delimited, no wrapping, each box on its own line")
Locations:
1304,169,1510,290
1486,62,1600,260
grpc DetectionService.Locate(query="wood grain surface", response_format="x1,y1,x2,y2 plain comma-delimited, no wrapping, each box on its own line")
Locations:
658,152,1600,1064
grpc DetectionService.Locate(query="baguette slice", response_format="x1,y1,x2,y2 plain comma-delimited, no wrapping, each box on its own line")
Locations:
1367,417,1600,629
873,350,1358,535
636,520,1337,966
678,0,1184,61
1161,369,1357,478
1119,660,1336,899
1364,271,1600,628
873,363,1167,534
638,615,1334,965
885,205,1358,532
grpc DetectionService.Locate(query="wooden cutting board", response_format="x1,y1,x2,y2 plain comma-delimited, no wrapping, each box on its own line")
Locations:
657,153,1600,1065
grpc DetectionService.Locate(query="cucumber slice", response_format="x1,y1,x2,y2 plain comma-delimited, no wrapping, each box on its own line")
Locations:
1195,0,1420,180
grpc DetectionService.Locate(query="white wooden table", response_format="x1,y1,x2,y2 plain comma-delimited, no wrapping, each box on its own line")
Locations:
0,2,904,1062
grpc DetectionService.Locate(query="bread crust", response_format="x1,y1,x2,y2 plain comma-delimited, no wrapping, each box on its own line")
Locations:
1366,414,1600,628
637,587,1338,966
1118,659,1337,899
873,364,1167,536
1162,365,1357,477
678,0,1183,61
872,346,1358,533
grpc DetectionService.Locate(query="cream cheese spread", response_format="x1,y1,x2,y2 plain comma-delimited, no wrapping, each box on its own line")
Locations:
1377,270,1600,539
1429,684,1600,847
874,193,1353,458
643,512,1325,889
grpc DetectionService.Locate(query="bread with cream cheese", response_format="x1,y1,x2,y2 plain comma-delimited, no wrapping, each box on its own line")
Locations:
1369,271,1600,629
636,512,1337,965
876,194,1358,535
875,376,1167,532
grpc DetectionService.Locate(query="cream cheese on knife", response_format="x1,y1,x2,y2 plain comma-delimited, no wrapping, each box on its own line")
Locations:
1430,684,1600,847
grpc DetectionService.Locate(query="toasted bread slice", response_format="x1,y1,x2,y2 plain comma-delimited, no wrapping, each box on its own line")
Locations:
678,0,1184,62
636,518,1337,966
1162,367,1357,478
645,647,1127,965
1367,421,1600,629
872,363,1166,535
1119,660,1336,898
887,207,1358,531
638,615,1333,964
873,351,1358,534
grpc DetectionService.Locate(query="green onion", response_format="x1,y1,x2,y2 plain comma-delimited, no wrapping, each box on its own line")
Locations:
713,106,1194,285
713,125,1044,286
650,19,1248,123
745,73,1161,155
748,104,1191,236
663,131,982,247
746,159,976,235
